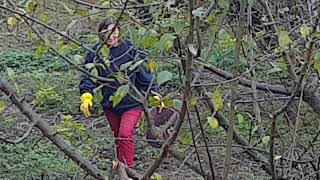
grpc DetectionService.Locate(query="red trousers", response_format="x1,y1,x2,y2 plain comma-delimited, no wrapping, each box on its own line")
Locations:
105,109,142,167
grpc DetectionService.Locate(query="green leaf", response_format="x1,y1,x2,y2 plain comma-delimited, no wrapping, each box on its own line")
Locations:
207,117,219,129
141,36,158,49
97,89,104,102
276,57,288,77
76,8,88,16
120,61,133,71
278,31,292,49
173,19,185,35
156,34,175,52
151,172,163,180
85,63,95,70
173,99,182,110
6,68,20,94
73,55,83,64
218,0,229,10
70,42,79,49
262,136,270,145
138,27,147,36
314,52,320,63
39,13,49,23
178,133,192,144
0,100,6,113
26,0,37,13
59,45,69,55
109,84,130,107
61,115,73,121
218,29,230,40
313,52,320,71
146,59,158,73
300,24,311,39
7,17,18,26
129,60,145,71
35,42,45,57
237,114,245,124
101,45,110,57
157,70,172,86
6,67,15,79
90,68,98,83
212,86,223,112
188,96,197,108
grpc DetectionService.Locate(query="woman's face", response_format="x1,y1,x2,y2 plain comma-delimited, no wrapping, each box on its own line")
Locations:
102,24,120,47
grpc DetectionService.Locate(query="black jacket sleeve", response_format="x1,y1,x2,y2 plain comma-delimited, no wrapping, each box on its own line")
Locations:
79,45,99,95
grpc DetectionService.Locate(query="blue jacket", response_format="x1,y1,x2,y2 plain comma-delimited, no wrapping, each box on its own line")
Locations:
79,40,157,115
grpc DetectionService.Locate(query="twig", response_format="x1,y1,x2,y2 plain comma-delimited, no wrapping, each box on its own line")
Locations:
0,75,106,179
72,0,161,10
222,0,246,179
141,0,196,177
195,105,215,179
248,0,264,139
186,106,205,176
169,150,207,177
0,120,37,144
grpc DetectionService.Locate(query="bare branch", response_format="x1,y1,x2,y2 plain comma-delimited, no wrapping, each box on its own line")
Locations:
72,0,161,10
0,75,106,179
0,120,37,144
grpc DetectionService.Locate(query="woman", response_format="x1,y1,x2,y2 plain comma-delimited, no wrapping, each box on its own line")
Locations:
79,16,157,168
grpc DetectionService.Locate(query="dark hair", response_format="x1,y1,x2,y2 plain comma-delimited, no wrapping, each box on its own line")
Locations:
97,16,116,33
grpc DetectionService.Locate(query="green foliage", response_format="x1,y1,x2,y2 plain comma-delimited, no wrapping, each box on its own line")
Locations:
0,51,69,73
207,116,219,129
53,115,91,151
157,70,173,86
33,87,63,111
313,52,320,71
178,133,192,145
212,86,223,112
207,29,248,72
278,31,292,50
0,143,83,179
109,84,130,107
300,25,311,39
0,50,80,114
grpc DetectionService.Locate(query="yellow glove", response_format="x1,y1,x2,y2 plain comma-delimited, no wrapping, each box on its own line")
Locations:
153,96,165,113
80,92,93,118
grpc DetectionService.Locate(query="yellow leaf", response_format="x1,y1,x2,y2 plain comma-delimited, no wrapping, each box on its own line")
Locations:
212,86,223,112
7,17,18,25
300,24,311,39
207,117,219,129
0,100,6,113
147,59,158,73
262,136,270,145
151,172,163,180
188,96,197,108
26,0,38,13
39,13,50,23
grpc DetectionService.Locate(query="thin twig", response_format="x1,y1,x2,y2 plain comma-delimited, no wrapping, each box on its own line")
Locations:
72,0,161,10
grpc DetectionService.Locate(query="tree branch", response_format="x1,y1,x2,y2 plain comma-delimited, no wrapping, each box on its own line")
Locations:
72,0,161,10
0,75,106,179
0,120,37,144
